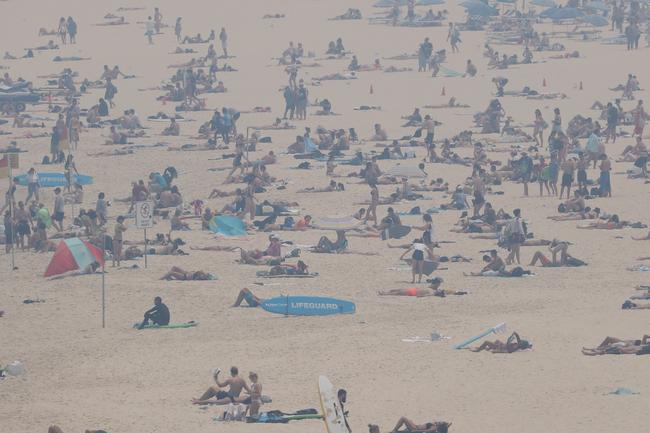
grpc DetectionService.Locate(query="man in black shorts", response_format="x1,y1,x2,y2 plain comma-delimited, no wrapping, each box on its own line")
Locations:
192,366,251,405
52,187,65,232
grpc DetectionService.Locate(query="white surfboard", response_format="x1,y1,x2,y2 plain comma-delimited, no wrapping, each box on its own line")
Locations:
318,376,348,433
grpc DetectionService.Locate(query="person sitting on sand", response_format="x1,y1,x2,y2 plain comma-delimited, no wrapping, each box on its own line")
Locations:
239,235,282,263
313,229,348,253
192,366,251,405
137,296,170,329
476,250,505,275
160,266,212,281
371,123,388,141
162,118,180,136
388,416,451,433
582,335,650,356
170,209,190,231
471,332,531,353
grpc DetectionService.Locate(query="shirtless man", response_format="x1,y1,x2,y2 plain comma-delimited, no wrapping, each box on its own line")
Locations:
192,366,250,405
390,417,451,433
471,332,531,353
582,335,650,355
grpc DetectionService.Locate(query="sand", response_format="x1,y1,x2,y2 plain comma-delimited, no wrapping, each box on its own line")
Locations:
1,1,649,433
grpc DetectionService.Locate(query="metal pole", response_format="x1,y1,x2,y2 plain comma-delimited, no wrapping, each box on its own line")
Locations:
144,227,148,268
8,160,16,270
101,233,106,328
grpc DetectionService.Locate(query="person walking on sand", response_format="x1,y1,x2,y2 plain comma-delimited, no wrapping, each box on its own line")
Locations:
104,78,117,109
52,188,65,232
175,17,182,42
145,16,155,44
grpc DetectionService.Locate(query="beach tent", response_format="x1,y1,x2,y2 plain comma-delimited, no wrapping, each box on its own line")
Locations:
580,14,608,26
385,165,427,178
208,215,247,236
539,7,584,19
531,0,556,7
374,0,408,7
44,238,104,277
460,1,499,16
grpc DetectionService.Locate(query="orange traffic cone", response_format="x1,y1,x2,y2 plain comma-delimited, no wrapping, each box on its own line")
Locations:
441,86,446,96
542,78,547,87
370,85,373,94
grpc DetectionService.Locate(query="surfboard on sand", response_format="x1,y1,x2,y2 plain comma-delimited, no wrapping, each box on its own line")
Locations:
133,321,198,329
15,172,93,187
261,296,356,316
318,376,348,433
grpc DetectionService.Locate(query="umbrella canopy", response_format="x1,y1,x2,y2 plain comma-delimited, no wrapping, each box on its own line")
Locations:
374,0,408,7
540,6,584,19
460,1,499,16
44,238,104,277
417,0,445,4
385,164,428,178
583,0,609,12
580,14,609,26
208,215,247,236
531,0,556,7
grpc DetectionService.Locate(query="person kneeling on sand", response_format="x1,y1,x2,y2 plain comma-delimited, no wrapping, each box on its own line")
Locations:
192,366,250,405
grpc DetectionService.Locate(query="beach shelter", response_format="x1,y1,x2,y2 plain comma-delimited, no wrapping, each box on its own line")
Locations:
580,14,608,27
44,238,104,277
531,0,556,7
385,165,427,178
374,0,408,7
208,215,247,236
460,1,499,16
539,7,584,19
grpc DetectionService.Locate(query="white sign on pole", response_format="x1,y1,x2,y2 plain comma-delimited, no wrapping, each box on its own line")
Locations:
135,201,154,229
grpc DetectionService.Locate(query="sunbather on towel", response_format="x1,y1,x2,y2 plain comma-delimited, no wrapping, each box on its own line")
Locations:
379,278,443,297
239,234,282,264
388,416,451,433
582,336,650,355
160,266,212,280
192,366,251,405
471,332,531,353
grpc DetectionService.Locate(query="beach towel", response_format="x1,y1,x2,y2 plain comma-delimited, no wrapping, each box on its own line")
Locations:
439,66,463,78
209,215,247,236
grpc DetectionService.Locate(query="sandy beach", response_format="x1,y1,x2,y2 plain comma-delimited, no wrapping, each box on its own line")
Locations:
1,1,650,433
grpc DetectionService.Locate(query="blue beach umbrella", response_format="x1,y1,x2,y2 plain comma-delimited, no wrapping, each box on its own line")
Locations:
460,1,499,16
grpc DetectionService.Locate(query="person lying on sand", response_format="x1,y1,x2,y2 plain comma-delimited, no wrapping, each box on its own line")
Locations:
298,180,345,193
379,278,444,297
48,426,107,433
160,266,213,281
137,296,170,329
471,332,531,353
577,214,624,230
529,240,586,267
622,300,650,310
632,231,650,240
388,417,451,433
191,245,238,252
548,207,600,221
232,288,265,307
192,366,251,405
424,97,470,109
582,336,650,356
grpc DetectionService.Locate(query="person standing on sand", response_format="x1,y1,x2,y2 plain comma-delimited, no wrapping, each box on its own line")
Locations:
447,22,461,53
365,182,379,226
66,17,77,44
219,27,228,57
559,157,575,199
154,7,163,34
112,215,127,267
58,17,67,44
175,17,182,42
52,188,65,232
599,154,612,197
605,102,618,143
145,16,155,44
104,78,117,109
506,208,525,265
